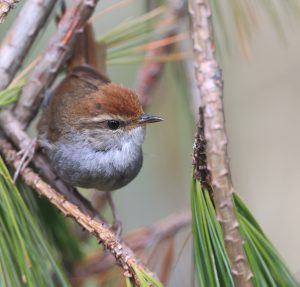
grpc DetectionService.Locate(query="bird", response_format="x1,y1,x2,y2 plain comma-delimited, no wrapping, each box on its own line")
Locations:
37,64,162,231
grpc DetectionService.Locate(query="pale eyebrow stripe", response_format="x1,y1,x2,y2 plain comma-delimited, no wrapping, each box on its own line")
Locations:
80,115,127,123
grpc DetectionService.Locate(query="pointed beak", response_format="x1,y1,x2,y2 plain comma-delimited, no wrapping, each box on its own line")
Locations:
137,114,163,125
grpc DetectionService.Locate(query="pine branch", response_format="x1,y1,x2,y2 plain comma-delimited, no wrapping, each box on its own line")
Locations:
0,137,156,286
189,0,253,286
12,0,101,129
0,0,19,23
73,210,191,278
0,0,56,89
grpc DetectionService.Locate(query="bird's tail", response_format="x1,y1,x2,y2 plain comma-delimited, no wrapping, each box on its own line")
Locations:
56,1,108,77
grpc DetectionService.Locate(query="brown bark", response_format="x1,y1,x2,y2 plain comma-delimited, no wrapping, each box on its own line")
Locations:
0,0,19,23
73,210,191,277
189,0,253,286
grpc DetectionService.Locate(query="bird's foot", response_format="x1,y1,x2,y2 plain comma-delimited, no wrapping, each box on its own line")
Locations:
105,192,123,240
13,138,37,182
111,219,122,241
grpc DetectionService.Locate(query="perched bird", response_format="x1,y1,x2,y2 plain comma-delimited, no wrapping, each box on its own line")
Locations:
38,65,162,190
37,65,162,229
34,17,162,232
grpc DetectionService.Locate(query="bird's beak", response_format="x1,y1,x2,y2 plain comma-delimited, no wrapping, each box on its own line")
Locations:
137,114,163,125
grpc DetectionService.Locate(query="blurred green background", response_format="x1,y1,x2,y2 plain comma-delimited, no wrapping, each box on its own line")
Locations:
1,0,300,286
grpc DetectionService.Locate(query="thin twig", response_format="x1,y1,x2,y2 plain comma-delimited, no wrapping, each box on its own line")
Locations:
157,238,174,285
0,0,56,89
13,0,101,129
72,210,191,277
0,0,19,23
189,0,253,286
0,137,152,286
10,55,41,87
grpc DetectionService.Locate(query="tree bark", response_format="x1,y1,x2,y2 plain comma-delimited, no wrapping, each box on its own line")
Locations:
0,0,56,89
0,0,19,23
189,0,253,286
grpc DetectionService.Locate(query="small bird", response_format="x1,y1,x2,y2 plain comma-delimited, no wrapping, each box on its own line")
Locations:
37,65,162,229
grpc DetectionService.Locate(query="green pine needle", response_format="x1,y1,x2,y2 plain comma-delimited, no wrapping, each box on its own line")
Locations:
0,157,70,286
0,78,26,107
100,5,184,66
126,277,133,287
191,179,299,287
99,6,167,48
130,264,164,287
17,183,82,267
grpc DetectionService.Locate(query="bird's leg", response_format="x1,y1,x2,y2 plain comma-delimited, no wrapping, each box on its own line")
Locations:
105,192,122,239
13,138,37,182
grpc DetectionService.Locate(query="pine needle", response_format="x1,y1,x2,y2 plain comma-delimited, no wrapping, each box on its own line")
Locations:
191,179,299,287
0,157,70,286
89,0,134,23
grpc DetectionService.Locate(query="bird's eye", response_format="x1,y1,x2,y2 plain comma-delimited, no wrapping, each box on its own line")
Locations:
107,120,120,130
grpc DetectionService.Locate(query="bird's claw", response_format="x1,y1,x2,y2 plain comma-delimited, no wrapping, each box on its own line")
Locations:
13,138,37,182
111,219,122,241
